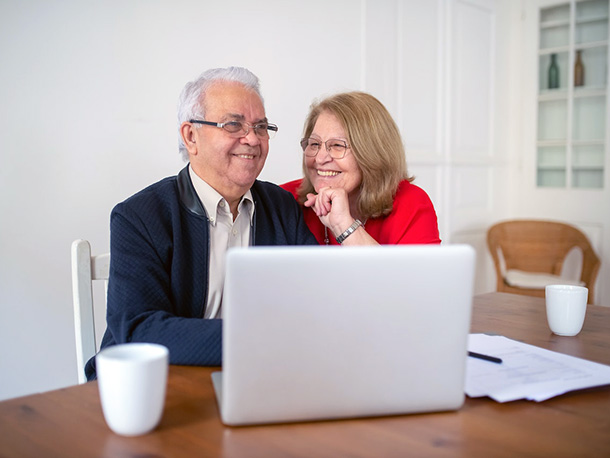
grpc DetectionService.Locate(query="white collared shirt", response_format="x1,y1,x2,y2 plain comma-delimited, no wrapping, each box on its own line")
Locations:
189,167,254,318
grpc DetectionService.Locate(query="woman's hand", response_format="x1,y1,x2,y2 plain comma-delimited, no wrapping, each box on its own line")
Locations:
304,187,355,237
304,186,378,246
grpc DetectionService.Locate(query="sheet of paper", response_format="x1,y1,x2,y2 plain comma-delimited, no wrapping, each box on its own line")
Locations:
465,333,610,402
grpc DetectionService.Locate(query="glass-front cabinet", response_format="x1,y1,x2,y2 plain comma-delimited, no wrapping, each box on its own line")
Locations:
537,0,609,188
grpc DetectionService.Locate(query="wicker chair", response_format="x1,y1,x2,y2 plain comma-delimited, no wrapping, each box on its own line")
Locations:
487,220,600,304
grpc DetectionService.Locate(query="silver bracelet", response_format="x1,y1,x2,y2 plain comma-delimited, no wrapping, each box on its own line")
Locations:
335,219,363,244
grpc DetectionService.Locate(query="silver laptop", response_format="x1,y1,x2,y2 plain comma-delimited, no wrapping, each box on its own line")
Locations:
212,244,475,426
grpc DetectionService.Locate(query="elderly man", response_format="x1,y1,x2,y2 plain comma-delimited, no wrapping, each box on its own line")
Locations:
85,67,317,380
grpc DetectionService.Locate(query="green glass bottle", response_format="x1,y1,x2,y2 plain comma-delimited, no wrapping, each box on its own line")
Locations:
548,53,559,89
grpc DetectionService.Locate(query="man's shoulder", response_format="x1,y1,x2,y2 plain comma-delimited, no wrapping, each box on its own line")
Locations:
114,174,179,215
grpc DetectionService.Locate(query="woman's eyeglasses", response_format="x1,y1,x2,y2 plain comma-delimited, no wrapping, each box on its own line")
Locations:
300,137,349,159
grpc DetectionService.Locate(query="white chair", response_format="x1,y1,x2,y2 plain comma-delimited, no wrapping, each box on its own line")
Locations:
71,239,110,384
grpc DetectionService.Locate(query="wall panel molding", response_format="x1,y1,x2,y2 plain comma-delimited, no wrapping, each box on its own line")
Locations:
451,0,496,160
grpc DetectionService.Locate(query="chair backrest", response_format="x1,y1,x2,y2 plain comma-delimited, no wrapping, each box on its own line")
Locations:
487,220,601,302
71,239,110,384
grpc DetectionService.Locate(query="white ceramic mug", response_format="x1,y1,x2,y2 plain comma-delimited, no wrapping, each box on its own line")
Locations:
545,285,588,337
96,343,169,436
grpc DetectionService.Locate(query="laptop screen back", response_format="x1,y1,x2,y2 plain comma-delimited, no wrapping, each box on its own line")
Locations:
215,244,475,425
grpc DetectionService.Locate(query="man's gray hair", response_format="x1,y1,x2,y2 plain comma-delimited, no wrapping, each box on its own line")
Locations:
177,67,264,161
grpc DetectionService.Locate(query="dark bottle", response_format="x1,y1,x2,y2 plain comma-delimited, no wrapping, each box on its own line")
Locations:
574,50,584,87
548,53,559,89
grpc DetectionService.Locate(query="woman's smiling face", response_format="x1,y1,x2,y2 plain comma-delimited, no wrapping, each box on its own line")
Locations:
305,110,362,199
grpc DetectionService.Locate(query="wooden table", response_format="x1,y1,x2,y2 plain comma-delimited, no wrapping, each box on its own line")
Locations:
1,292,609,457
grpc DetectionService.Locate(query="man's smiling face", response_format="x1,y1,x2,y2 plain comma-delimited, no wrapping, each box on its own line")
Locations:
188,81,269,205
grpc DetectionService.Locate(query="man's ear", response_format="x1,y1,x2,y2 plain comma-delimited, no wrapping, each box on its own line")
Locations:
180,122,198,155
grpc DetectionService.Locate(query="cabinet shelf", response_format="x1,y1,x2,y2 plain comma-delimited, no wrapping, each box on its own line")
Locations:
536,0,608,190
575,40,609,49
539,45,571,54
538,89,569,100
537,140,607,148
573,139,606,146
541,19,570,29
539,41,607,54
538,89,607,101
538,165,568,170
574,87,607,97
576,15,609,26
572,165,604,170
537,140,568,147
536,166,605,173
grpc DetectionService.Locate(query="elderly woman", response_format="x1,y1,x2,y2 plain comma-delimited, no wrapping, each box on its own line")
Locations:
281,91,440,246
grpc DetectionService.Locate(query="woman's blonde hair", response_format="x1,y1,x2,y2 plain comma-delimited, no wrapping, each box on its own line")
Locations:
297,91,412,219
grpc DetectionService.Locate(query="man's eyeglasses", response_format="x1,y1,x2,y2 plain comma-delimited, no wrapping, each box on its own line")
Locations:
189,120,278,139
300,137,349,159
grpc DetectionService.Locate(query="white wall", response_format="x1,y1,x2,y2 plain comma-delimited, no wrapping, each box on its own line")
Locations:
0,0,369,400
0,0,526,401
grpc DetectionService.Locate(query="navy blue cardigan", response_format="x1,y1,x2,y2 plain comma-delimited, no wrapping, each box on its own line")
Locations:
85,165,316,380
